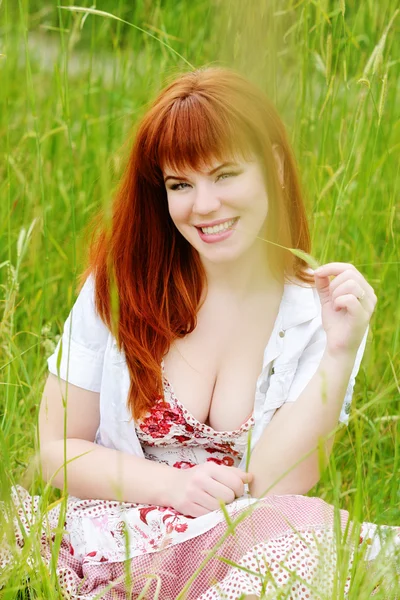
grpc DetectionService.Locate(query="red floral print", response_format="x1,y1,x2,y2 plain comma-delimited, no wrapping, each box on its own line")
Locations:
139,398,187,439
138,506,158,525
174,435,192,443
173,461,195,469
206,456,235,467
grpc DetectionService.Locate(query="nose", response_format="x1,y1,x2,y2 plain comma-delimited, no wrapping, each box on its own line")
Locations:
192,183,222,216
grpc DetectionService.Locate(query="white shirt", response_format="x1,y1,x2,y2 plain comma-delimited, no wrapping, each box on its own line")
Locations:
47,272,369,471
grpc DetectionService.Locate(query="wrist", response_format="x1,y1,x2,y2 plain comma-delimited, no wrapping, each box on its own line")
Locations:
321,347,357,379
160,464,181,508
324,346,358,362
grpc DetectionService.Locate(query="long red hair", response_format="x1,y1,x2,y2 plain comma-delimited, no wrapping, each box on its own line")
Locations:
80,66,314,422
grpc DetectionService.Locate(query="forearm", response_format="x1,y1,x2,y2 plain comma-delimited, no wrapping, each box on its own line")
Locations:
40,439,174,506
248,348,357,498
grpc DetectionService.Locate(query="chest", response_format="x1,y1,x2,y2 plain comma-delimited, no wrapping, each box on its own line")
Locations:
162,289,283,432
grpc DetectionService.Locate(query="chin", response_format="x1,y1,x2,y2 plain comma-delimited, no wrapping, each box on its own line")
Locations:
199,245,248,264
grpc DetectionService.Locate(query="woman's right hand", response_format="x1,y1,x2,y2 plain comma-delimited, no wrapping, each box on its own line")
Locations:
169,463,254,518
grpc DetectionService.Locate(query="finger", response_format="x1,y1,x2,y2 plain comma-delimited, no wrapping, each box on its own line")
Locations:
209,468,245,498
208,465,251,497
195,488,230,512
333,292,374,316
242,471,253,483
328,269,375,297
313,272,332,302
314,262,359,278
331,279,367,304
333,294,370,318
205,475,240,502
183,502,211,518
234,467,253,482
228,466,253,487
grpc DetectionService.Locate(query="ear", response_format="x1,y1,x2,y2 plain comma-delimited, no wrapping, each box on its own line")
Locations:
272,144,285,188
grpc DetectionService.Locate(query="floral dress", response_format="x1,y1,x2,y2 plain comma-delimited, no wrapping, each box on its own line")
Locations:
1,367,399,600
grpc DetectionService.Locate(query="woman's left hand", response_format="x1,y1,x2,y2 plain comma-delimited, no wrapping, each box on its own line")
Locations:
313,262,377,355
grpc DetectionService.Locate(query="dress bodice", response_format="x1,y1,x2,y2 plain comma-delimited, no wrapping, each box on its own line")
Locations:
135,367,255,470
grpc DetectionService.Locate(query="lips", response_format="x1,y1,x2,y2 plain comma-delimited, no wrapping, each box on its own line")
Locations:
194,217,239,230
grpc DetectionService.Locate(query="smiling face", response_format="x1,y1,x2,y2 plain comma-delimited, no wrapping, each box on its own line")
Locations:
163,153,271,265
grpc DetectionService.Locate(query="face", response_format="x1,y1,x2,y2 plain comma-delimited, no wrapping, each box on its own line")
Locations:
163,154,271,264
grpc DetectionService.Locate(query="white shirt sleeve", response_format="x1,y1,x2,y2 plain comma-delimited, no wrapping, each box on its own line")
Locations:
285,321,369,424
47,274,110,392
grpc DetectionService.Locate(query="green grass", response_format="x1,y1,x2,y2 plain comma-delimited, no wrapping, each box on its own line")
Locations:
0,0,399,598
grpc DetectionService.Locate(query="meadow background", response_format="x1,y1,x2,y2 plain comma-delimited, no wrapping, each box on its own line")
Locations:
0,0,399,597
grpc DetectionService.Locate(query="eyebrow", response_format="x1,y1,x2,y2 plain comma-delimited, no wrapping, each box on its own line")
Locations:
163,162,238,183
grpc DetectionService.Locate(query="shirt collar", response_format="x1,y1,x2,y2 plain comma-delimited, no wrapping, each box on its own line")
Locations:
261,278,319,372
280,280,320,330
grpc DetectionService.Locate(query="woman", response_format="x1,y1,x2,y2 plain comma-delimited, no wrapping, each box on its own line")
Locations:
2,67,399,599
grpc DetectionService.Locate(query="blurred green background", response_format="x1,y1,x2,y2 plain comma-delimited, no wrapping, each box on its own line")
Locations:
0,0,399,556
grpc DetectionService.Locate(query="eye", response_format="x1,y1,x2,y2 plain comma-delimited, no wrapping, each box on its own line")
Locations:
169,182,190,191
217,171,239,181
168,171,240,191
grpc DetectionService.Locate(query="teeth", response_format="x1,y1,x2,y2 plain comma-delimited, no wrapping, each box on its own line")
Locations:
201,218,236,235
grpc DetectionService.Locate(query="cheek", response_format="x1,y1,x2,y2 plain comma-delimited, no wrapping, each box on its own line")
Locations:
167,198,191,227
250,177,269,214
239,182,268,216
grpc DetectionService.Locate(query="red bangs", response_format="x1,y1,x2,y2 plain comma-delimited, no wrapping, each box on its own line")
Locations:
145,90,259,184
